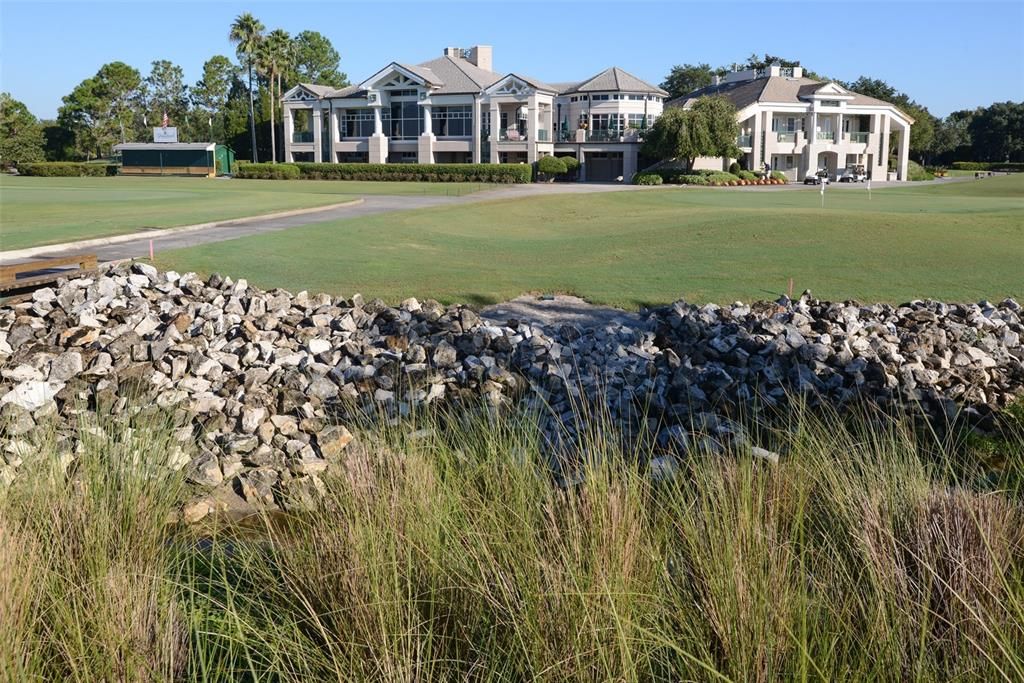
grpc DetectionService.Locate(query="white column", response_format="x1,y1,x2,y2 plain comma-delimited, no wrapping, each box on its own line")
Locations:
489,101,500,164
312,107,322,163
837,111,844,143
527,95,539,163
373,106,382,135
898,125,910,181
751,110,763,170
472,98,482,163
282,106,293,162
882,116,892,178
421,103,433,136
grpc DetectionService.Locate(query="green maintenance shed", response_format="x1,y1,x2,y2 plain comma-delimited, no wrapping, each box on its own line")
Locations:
113,143,234,177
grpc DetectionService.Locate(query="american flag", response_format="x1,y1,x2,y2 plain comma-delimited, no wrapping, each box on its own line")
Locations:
161,111,169,128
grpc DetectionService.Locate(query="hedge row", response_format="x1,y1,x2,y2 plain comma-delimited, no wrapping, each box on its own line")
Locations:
236,162,533,183
647,169,787,186
233,163,300,180
949,161,1024,172
632,172,663,185
18,162,119,177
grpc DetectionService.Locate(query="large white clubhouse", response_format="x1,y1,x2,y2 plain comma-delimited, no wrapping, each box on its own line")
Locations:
281,45,667,181
669,65,915,181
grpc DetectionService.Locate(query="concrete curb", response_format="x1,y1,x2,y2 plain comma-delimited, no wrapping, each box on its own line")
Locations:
0,198,364,263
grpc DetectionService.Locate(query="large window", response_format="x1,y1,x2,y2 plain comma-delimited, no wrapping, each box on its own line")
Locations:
431,105,472,137
627,113,652,129
591,113,624,132
385,100,422,140
292,109,313,143
341,109,374,138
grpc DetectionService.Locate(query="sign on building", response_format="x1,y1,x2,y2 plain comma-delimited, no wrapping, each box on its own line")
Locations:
153,127,179,143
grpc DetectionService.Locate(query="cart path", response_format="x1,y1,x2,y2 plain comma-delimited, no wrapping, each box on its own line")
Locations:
0,182,645,267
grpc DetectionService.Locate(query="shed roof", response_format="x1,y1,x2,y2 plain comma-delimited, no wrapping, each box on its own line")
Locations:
115,143,215,151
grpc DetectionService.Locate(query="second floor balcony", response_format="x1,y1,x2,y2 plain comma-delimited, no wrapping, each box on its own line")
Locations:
817,131,836,142
777,131,797,143
737,134,752,147
292,131,314,143
848,131,869,144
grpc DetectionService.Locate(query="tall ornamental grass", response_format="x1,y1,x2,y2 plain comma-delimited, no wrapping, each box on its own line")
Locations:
2,404,1022,681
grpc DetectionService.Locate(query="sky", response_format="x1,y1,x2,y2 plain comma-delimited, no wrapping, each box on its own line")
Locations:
1,0,1022,119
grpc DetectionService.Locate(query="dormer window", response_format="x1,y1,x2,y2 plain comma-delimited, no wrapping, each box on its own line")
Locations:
780,67,794,78
821,99,840,107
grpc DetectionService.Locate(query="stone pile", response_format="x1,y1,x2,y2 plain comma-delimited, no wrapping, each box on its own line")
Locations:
1,263,1021,518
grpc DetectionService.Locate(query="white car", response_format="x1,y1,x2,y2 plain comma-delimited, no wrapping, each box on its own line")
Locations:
838,165,868,182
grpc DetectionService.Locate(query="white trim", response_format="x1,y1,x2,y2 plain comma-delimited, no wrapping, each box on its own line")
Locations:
359,62,438,90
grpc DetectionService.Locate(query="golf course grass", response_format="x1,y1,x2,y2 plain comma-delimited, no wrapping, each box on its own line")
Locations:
157,174,1023,308
0,175,492,251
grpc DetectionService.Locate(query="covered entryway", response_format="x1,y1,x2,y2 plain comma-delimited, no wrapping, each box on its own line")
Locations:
585,151,623,182
816,151,839,180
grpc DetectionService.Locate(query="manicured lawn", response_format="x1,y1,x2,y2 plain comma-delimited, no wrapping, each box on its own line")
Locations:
159,174,1024,308
0,175,492,251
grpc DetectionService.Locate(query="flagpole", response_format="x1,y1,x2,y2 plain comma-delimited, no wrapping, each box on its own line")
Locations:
820,178,825,208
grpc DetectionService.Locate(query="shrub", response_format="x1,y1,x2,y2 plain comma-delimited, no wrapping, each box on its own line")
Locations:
537,156,568,176
560,156,580,173
632,172,663,185
677,174,709,185
18,162,118,177
950,161,1024,172
770,171,788,183
728,161,741,175
235,162,301,180
289,162,532,184
907,160,934,181
738,170,757,181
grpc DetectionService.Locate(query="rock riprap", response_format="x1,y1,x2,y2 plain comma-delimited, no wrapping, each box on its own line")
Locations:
1,263,1022,517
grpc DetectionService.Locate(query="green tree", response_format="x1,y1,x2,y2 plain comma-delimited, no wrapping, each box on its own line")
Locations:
144,60,190,137
41,120,75,160
642,95,740,171
291,30,348,87
58,61,142,159
660,63,714,100
229,12,265,162
0,93,45,166
968,101,1024,162
932,109,976,163
192,55,239,144
257,29,291,162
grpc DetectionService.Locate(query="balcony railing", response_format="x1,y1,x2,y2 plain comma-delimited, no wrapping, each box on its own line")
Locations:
848,131,869,144
777,131,796,143
817,131,835,142
588,129,621,142
536,129,549,142
292,131,314,143
737,134,752,147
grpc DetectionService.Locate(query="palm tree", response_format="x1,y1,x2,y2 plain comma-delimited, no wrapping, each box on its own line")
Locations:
264,29,291,162
229,12,264,162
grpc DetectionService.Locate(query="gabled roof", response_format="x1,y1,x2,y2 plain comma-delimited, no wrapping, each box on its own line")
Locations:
417,55,498,94
301,83,337,98
561,67,668,96
667,75,912,121
484,72,560,94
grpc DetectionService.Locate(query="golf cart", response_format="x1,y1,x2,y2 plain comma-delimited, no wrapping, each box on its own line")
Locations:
803,169,831,185
838,164,868,183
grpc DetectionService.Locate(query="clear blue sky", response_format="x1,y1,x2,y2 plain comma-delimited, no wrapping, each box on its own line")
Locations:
2,0,1022,119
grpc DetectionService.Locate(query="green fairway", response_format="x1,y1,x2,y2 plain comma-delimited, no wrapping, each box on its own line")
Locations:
157,174,1024,308
0,175,491,251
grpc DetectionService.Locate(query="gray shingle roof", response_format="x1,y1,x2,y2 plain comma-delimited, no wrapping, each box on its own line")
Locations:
667,76,908,117
299,83,337,98
561,67,668,95
417,55,498,93
394,63,442,86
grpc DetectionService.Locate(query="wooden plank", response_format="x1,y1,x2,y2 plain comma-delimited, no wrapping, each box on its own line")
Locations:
0,254,97,284
0,269,98,294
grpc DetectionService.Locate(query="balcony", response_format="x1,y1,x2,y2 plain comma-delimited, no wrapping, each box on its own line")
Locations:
536,129,549,142
292,131,314,143
587,129,621,142
737,134,752,147
817,131,836,142
848,131,869,144
777,132,796,143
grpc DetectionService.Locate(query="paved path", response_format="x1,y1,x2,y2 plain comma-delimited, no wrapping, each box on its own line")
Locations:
1,182,645,268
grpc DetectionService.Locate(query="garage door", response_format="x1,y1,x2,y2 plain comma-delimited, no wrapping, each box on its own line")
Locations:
586,152,623,182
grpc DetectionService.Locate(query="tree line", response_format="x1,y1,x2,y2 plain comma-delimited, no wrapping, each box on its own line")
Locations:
660,55,1024,164
2,46,1021,167
0,13,348,166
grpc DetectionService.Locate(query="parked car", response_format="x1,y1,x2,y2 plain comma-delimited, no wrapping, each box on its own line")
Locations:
838,165,868,182
803,169,831,185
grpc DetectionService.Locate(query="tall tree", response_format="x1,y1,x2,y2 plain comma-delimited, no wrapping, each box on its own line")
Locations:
192,55,238,144
968,101,1024,162
642,95,740,171
291,30,348,87
258,29,291,162
59,61,142,159
144,60,190,136
0,93,45,166
660,63,714,100
229,12,265,161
